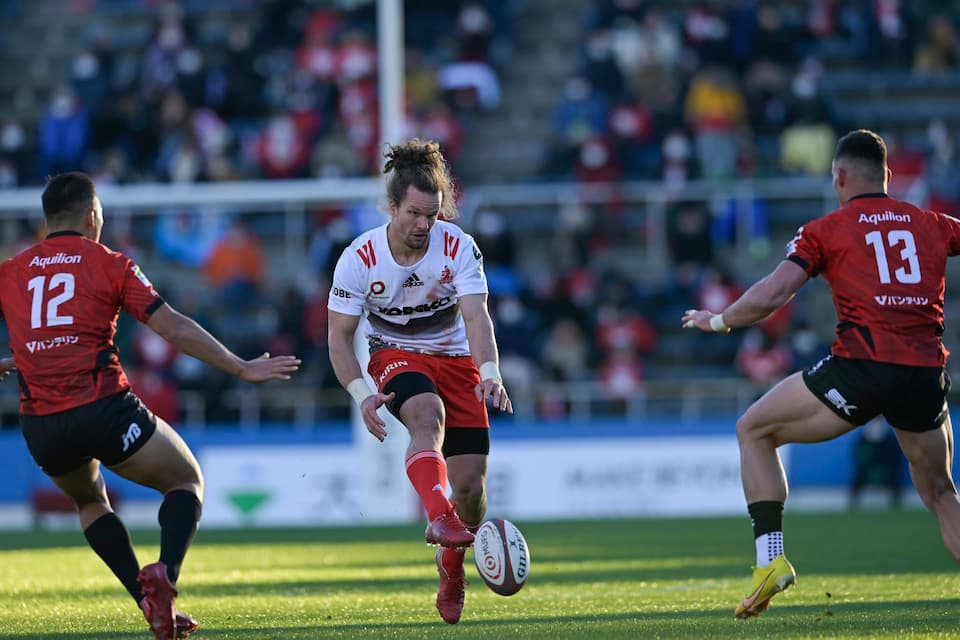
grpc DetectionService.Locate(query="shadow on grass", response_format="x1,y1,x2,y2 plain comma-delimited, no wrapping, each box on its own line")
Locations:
5,599,959,640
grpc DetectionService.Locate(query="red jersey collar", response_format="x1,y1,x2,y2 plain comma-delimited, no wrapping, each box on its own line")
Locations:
847,192,889,201
45,230,84,239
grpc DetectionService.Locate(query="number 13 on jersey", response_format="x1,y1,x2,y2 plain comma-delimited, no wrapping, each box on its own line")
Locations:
865,230,921,284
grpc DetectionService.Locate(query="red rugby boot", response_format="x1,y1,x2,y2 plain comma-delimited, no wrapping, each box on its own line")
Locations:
138,562,177,640
175,611,199,639
435,547,468,624
424,510,475,548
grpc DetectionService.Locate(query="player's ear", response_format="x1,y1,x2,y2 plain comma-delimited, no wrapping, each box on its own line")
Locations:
834,165,846,188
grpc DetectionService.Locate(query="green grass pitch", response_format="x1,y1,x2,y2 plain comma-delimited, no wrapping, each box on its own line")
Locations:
0,509,957,639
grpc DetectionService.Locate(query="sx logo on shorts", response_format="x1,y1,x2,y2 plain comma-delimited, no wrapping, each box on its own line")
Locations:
824,388,857,416
121,422,142,452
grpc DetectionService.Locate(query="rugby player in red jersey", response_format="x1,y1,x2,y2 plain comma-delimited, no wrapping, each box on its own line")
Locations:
0,172,300,639
683,129,960,618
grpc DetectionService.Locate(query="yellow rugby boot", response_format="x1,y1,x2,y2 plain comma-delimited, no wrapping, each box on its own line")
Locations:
734,554,796,619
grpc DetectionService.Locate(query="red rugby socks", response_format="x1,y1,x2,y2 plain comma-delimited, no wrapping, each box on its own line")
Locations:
405,450,452,521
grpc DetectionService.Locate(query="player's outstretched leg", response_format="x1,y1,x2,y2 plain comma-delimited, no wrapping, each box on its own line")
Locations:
435,547,468,624
734,554,796,619
138,562,177,640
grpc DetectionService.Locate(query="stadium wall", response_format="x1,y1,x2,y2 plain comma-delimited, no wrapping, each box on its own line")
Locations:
0,414,944,529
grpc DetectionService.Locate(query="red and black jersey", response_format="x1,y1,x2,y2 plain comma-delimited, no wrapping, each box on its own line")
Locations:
0,231,165,415
786,193,960,367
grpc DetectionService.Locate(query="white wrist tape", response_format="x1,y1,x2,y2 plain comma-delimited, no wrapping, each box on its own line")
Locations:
709,314,729,333
346,378,374,405
478,361,501,381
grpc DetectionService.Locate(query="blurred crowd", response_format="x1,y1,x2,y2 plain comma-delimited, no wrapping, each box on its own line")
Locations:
518,0,960,414
0,0,512,187
541,0,960,194
2,0,960,425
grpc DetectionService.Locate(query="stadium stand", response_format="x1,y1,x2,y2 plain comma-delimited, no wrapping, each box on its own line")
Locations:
2,0,960,427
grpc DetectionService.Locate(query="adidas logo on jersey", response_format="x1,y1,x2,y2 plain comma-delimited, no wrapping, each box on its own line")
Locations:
402,273,424,287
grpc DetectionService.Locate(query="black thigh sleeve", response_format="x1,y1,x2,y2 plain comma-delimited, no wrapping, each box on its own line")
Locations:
442,427,490,457
381,371,438,418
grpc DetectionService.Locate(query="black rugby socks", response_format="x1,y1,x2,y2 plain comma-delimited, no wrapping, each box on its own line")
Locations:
83,512,143,601
158,489,202,585
748,500,785,566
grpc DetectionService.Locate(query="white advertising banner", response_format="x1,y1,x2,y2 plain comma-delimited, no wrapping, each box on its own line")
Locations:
201,435,768,527
201,445,362,527
484,436,752,519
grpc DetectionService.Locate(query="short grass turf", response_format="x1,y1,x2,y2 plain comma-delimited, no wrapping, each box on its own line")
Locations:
0,509,957,639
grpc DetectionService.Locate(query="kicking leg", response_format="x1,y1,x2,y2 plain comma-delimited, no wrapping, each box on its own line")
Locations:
396,391,473,548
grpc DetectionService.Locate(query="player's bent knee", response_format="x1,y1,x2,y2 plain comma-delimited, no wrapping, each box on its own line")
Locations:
169,464,204,497
735,414,760,442
66,487,110,509
451,481,483,504
399,400,445,436
735,413,784,446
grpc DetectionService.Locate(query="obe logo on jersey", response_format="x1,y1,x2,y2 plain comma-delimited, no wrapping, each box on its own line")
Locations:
131,265,153,288
439,266,453,285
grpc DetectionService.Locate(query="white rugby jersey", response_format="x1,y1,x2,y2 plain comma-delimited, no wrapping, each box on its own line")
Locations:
328,220,487,356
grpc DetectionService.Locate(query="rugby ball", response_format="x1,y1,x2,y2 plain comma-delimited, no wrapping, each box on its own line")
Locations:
473,518,530,596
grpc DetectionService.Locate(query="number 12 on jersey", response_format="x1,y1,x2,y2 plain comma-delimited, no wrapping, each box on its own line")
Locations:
28,273,75,328
865,230,921,284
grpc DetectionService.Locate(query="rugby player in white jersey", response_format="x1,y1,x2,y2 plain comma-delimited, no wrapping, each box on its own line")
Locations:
328,138,513,624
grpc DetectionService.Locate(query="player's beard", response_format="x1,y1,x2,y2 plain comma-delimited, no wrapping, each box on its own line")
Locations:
406,233,428,251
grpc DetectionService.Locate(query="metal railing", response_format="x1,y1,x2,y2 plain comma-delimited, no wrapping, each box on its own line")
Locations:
0,378,757,429
0,175,837,277
0,176,844,429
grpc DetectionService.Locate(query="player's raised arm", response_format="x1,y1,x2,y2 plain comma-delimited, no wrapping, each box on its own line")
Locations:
681,260,808,334
146,303,300,382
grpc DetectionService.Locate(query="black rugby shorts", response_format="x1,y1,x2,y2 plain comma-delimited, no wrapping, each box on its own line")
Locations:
802,355,949,432
20,390,159,476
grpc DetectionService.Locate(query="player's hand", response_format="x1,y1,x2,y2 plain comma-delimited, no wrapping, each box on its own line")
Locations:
238,352,302,382
360,391,395,442
0,356,15,382
476,378,513,413
681,309,730,334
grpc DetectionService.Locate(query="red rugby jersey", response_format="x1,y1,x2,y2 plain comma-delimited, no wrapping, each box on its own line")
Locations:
786,193,960,367
0,231,164,414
